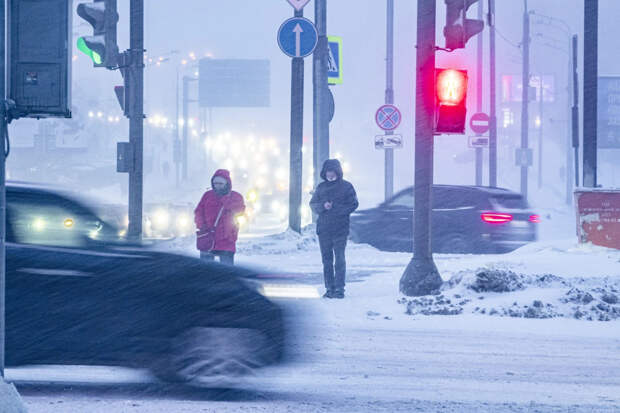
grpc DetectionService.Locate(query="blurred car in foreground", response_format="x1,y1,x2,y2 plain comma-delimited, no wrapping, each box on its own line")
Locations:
350,185,538,254
4,182,287,385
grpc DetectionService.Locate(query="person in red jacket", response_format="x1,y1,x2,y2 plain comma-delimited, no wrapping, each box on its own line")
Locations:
194,169,245,265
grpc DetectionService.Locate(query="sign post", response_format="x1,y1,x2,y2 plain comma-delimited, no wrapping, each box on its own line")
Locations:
279,10,317,233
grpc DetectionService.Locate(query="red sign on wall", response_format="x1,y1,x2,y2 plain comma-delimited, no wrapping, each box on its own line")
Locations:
575,189,620,250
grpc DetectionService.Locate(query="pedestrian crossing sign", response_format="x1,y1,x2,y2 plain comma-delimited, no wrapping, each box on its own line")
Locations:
327,36,343,85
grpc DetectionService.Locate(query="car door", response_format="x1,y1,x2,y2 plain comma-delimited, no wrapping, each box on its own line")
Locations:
376,190,414,251
4,191,115,364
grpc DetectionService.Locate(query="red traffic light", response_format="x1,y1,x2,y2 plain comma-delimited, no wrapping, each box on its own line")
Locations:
434,68,468,134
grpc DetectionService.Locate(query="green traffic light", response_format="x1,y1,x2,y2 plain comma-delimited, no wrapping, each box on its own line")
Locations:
77,37,102,64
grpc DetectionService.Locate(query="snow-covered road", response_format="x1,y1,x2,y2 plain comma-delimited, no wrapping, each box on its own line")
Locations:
10,212,620,412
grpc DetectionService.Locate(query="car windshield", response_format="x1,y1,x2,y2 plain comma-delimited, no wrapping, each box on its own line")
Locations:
491,195,530,210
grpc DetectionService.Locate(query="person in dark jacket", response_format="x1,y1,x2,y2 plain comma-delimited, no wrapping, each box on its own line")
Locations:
194,169,245,265
310,159,359,298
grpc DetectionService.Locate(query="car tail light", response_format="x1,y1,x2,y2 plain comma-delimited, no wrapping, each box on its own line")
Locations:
529,214,541,223
481,212,513,224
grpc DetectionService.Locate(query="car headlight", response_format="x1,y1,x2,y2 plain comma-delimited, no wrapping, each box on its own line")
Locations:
259,284,320,299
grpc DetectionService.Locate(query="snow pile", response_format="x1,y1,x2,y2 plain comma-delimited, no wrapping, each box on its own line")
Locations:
400,268,620,321
236,226,319,255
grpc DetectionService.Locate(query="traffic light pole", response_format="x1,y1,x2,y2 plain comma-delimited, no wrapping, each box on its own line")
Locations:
289,8,304,234
182,76,189,181
488,0,497,187
520,0,530,200
475,0,483,186
0,0,6,377
572,35,580,189
313,0,329,189
127,0,144,241
384,0,394,201
400,0,442,297
583,1,597,188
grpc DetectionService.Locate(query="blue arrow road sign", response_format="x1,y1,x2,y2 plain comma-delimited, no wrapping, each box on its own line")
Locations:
278,17,318,58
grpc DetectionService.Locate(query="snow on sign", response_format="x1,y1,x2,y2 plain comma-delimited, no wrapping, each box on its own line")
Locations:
277,17,318,58
286,0,311,11
375,104,401,131
470,112,490,135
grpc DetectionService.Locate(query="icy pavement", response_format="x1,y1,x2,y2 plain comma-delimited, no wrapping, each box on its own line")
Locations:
13,226,620,412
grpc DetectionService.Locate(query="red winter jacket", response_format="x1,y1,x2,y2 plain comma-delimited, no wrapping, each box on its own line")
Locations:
194,169,245,252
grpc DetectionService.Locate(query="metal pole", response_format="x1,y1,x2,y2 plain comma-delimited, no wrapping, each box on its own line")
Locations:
538,74,543,188
384,0,394,201
520,0,530,200
475,0,483,186
400,0,441,297
182,75,188,181
174,65,180,187
128,0,144,241
313,0,329,188
289,8,304,233
0,0,6,378
583,1,597,188
489,0,497,187
572,34,580,188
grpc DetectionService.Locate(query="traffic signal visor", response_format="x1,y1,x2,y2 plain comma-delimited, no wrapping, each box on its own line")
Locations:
434,68,468,134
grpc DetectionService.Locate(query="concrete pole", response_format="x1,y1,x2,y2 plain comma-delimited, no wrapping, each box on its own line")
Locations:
384,0,394,201
572,35,580,189
289,8,304,233
128,0,144,241
538,74,543,189
182,76,189,181
489,0,497,187
520,0,530,200
583,1,597,188
313,0,329,188
175,65,180,188
399,0,441,297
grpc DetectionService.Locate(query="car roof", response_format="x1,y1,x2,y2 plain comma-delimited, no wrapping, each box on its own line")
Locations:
394,184,520,197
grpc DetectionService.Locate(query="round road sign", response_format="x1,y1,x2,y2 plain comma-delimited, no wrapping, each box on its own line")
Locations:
277,17,318,58
470,112,490,135
375,104,401,131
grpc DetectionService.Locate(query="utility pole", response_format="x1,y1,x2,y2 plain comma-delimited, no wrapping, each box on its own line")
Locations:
475,0,483,186
127,0,144,241
572,34,580,189
0,0,6,377
400,0,441,297
488,0,497,187
520,0,530,200
289,8,304,233
313,0,329,188
384,0,395,201
174,66,181,187
182,75,189,181
583,1,597,188
538,74,543,189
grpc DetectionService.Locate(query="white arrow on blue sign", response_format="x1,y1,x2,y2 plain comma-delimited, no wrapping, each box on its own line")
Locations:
278,17,318,58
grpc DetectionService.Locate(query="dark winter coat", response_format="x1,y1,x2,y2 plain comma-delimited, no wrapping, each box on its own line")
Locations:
309,159,359,237
194,169,245,252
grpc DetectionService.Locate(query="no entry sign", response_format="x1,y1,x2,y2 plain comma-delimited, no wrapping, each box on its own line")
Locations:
375,104,401,131
470,112,490,135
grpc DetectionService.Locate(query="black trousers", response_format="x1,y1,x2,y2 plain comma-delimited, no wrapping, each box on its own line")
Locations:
200,250,235,265
318,233,347,294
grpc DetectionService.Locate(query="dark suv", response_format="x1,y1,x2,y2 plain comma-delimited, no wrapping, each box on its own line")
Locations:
349,185,538,254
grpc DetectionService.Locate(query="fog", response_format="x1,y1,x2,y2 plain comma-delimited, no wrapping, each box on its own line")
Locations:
7,0,620,216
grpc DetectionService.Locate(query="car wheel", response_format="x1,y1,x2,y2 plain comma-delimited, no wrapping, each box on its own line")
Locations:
438,233,470,254
153,327,269,385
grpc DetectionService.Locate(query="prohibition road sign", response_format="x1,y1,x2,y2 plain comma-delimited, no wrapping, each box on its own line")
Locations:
470,112,490,135
375,104,401,131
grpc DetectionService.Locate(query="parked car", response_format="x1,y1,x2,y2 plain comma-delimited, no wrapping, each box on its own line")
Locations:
4,182,287,385
349,185,538,254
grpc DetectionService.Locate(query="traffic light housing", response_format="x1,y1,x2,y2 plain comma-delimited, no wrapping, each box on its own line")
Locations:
77,0,119,68
444,0,484,50
434,68,468,134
